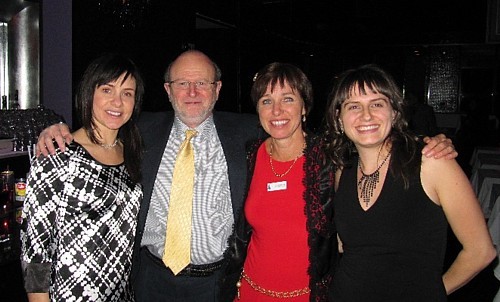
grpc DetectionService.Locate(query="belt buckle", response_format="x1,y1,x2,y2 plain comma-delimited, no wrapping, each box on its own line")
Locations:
183,266,194,275
178,261,222,277
179,266,205,277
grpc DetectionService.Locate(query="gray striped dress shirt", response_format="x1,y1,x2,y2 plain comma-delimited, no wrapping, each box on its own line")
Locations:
141,115,234,265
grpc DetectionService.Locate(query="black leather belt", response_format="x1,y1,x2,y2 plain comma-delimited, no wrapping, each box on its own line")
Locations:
143,247,224,277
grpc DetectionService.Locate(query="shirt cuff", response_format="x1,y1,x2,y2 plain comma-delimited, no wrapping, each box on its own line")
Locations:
21,261,51,293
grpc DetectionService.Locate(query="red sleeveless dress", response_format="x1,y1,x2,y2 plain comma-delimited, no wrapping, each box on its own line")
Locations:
236,144,309,302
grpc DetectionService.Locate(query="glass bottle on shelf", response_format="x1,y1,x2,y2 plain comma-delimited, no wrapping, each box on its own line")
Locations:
0,168,14,215
1,95,6,110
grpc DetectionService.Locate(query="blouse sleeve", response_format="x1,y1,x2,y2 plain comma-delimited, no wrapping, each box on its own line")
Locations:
20,151,68,293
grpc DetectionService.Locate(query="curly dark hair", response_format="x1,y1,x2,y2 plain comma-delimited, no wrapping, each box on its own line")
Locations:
324,64,421,188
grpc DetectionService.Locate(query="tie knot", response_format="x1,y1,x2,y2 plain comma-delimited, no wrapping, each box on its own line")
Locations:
185,130,197,141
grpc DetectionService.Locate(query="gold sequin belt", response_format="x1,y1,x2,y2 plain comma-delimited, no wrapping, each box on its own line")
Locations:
237,269,311,299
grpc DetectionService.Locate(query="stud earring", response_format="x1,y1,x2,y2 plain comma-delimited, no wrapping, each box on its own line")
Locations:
302,115,306,123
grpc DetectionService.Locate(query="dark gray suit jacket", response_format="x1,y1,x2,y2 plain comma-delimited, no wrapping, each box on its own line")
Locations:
130,110,261,284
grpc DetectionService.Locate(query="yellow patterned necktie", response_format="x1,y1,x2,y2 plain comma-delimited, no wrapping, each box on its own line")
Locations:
162,129,197,275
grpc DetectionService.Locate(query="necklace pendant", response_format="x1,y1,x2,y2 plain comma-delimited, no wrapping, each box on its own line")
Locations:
358,151,391,208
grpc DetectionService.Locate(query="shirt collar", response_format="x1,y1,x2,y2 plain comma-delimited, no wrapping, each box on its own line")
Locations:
173,115,215,142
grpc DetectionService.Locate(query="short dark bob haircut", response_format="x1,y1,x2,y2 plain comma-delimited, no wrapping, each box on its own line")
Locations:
251,62,313,121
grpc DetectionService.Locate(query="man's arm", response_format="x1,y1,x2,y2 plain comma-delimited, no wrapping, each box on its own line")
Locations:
37,124,457,159
36,123,73,156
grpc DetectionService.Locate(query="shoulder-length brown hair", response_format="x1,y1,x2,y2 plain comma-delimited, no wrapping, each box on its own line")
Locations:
324,64,421,188
75,53,145,183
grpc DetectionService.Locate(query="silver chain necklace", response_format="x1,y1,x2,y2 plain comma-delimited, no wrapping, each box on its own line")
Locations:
99,139,118,149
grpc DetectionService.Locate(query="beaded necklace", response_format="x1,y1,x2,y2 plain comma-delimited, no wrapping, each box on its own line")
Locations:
357,151,391,208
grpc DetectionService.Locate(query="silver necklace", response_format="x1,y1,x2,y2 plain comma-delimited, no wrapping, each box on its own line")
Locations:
268,142,304,178
358,152,391,207
99,139,118,149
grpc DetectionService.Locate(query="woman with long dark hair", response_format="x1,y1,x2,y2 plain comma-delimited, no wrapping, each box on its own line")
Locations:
325,64,495,301
21,53,145,302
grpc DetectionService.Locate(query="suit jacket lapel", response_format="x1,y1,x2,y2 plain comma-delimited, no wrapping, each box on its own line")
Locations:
138,112,174,227
213,113,248,219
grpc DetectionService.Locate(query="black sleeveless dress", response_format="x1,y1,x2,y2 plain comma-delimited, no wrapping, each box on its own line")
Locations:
330,157,448,302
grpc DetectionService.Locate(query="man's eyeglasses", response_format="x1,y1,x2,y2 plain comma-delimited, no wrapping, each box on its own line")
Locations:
167,80,216,91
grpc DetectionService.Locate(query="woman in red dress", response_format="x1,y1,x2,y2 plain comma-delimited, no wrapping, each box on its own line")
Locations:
219,62,337,302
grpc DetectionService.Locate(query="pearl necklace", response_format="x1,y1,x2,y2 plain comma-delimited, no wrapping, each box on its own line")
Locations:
268,141,304,178
358,151,391,207
99,139,118,149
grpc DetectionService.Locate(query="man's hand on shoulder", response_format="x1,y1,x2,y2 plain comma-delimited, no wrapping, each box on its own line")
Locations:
36,123,73,156
421,134,458,160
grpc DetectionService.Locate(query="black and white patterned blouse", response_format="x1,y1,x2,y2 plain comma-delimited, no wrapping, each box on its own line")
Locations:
20,142,142,302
